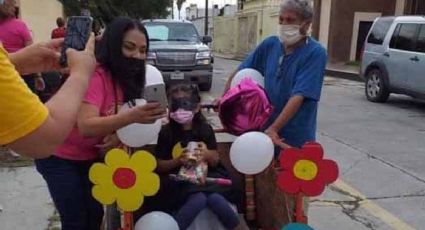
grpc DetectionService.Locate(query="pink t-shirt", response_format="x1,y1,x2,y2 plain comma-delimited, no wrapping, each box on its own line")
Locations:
0,18,32,53
56,65,124,160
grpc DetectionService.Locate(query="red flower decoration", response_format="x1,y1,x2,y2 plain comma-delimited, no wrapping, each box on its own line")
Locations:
277,142,339,197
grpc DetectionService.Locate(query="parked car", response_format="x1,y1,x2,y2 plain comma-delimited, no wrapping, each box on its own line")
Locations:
360,16,425,102
142,19,213,91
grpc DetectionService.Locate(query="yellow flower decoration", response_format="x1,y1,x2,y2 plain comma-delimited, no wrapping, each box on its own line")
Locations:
172,142,184,159
89,148,160,212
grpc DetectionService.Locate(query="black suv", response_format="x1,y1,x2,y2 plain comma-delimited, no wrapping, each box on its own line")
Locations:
143,19,213,91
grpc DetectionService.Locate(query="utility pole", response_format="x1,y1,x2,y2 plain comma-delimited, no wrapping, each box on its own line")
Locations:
204,0,209,35
171,0,174,19
80,0,90,16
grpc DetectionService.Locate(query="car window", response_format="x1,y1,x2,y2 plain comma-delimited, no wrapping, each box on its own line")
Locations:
145,22,199,42
367,17,394,45
390,23,418,51
416,24,425,53
146,25,169,41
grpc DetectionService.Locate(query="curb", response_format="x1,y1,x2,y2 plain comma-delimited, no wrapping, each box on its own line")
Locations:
325,69,363,82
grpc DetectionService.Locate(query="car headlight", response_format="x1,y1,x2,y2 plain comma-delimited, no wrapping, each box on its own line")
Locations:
196,59,211,65
196,51,211,59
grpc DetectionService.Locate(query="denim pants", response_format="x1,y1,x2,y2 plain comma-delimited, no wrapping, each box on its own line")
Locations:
35,156,104,230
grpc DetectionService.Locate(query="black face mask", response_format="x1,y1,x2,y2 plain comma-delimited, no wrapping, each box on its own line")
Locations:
111,57,146,102
170,97,198,112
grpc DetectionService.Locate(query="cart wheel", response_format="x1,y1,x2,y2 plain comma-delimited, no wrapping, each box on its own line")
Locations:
105,204,121,230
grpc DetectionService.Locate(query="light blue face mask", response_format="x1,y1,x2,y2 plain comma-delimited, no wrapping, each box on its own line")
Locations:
0,0,4,5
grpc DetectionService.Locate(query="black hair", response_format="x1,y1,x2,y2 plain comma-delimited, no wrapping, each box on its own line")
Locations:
95,16,149,102
56,17,65,27
168,84,207,137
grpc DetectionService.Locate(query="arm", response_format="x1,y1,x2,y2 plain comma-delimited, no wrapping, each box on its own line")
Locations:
78,103,166,137
265,47,327,148
265,95,304,148
7,36,96,158
157,158,183,174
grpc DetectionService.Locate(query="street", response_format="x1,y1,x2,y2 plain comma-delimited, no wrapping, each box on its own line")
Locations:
1,57,425,230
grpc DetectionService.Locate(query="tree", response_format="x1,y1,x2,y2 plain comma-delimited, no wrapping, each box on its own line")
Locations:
59,0,172,24
176,0,186,19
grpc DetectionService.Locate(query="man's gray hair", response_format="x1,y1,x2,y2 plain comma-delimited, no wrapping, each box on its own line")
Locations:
280,0,313,21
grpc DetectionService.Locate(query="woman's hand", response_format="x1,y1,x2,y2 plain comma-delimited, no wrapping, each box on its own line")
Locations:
264,127,292,149
95,134,121,153
125,102,167,124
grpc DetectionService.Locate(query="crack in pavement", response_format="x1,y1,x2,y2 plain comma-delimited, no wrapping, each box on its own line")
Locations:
312,185,379,229
318,131,425,184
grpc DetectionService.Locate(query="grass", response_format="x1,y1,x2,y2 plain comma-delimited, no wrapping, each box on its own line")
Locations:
0,147,34,167
346,61,361,67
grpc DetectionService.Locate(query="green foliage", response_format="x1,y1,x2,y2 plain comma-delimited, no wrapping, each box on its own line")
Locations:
59,0,172,24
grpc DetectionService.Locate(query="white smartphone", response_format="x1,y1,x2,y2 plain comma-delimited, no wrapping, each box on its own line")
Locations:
144,83,168,108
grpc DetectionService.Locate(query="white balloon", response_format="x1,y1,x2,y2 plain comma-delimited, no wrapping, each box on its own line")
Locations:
230,132,274,175
135,211,179,230
146,64,164,86
230,68,264,88
116,99,162,147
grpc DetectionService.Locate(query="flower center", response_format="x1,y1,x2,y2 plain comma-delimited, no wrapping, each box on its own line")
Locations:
293,160,318,181
113,168,136,189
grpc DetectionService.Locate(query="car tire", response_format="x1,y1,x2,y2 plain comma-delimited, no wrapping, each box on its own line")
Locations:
365,68,390,103
199,77,212,91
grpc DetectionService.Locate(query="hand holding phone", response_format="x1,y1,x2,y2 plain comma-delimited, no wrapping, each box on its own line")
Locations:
60,16,93,67
144,83,168,108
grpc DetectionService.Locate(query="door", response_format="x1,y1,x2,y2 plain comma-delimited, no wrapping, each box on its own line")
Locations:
386,23,419,89
407,24,425,93
356,21,373,61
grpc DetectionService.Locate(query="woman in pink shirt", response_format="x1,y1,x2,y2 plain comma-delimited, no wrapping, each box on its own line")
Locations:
0,0,45,94
35,17,167,230
0,0,32,53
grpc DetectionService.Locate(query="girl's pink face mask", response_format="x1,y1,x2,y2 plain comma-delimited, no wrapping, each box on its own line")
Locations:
170,109,194,124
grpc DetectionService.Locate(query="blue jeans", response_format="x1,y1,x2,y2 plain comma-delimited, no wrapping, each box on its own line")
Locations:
35,156,103,230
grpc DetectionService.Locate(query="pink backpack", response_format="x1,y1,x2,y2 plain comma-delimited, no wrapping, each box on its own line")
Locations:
218,78,273,136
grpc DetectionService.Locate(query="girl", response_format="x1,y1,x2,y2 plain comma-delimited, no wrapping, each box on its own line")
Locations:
35,17,167,230
155,84,241,230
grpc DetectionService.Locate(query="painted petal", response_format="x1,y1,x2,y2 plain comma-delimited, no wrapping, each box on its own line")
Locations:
92,184,116,205
300,142,324,162
129,150,157,172
277,172,301,194
299,179,325,197
280,148,300,169
89,163,113,185
116,187,144,212
172,142,184,159
316,160,339,184
135,173,160,196
105,148,130,169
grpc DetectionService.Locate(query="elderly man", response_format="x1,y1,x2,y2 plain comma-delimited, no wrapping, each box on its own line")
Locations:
224,0,327,150
222,0,327,227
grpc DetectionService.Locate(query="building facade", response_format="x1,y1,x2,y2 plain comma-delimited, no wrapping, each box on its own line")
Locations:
314,0,425,63
16,0,64,43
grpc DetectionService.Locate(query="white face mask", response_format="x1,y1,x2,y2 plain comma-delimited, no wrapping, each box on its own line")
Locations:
277,24,304,46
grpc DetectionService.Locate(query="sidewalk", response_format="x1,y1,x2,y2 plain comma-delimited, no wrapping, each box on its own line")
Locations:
213,53,362,82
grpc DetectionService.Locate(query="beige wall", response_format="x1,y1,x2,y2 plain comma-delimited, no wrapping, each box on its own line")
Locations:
19,0,64,42
213,5,279,58
213,16,238,56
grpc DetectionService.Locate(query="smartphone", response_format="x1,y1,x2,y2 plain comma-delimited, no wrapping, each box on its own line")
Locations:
144,83,168,108
60,16,93,67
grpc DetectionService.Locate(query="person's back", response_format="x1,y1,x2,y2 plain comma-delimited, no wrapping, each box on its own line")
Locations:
51,17,66,39
0,16,32,53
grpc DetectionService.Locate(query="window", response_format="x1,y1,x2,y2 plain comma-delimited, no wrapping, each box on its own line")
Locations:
367,17,394,45
416,25,425,53
390,23,418,51
145,22,200,42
